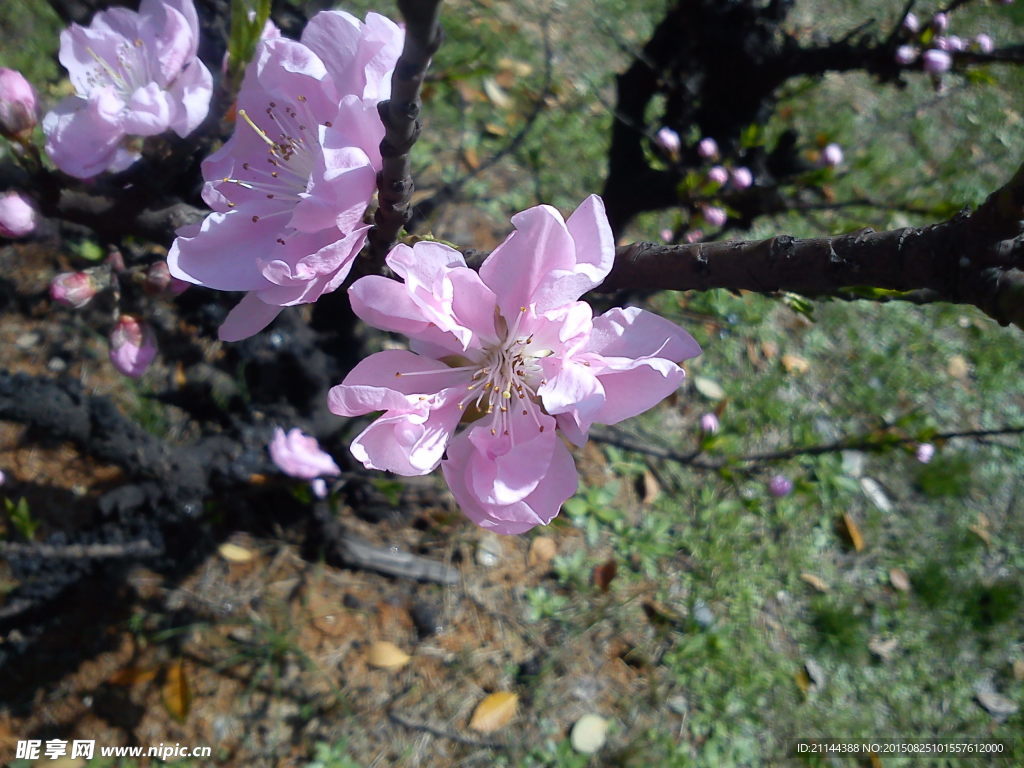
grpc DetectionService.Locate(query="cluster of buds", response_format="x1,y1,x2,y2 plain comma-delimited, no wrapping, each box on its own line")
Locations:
896,9,998,75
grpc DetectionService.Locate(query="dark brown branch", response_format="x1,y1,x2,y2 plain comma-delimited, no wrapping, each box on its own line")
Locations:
597,161,1024,329
367,0,444,262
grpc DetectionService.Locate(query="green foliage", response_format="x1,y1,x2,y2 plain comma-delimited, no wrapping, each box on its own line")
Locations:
4,496,38,540
226,0,272,95
305,740,364,768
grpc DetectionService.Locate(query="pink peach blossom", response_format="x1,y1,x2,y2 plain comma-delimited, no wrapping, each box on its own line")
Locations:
697,137,719,159
268,427,341,480
922,49,952,74
700,204,727,228
169,10,403,341
329,195,700,533
43,0,213,178
109,315,157,377
707,165,728,185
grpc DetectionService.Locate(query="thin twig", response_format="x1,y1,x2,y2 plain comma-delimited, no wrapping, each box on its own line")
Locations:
387,709,507,749
0,540,160,559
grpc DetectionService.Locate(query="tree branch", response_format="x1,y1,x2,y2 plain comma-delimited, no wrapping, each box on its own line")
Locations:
367,0,444,262
597,161,1024,329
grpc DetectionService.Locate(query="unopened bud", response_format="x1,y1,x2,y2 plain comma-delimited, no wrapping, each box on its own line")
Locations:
915,443,935,464
819,143,844,168
895,45,918,65
973,33,994,54
659,228,673,243
655,127,681,157
700,413,719,434
0,190,36,238
50,271,99,308
902,12,920,34
731,166,753,189
109,315,157,378
707,165,729,185
700,204,727,228
145,261,191,296
931,12,948,33
685,229,704,243
922,48,952,73
0,68,37,140
697,137,719,159
768,474,793,497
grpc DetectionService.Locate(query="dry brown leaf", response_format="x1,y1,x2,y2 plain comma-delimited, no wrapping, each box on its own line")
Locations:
840,513,865,552
641,470,661,505
794,668,811,694
218,542,255,563
1012,660,1024,681
162,660,192,722
781,354,810,374
889,568,911,593
469,691,519,733
462,146,480,169
761,340,779,361
968,513,992,547
108,665,158,686
947,354,970,380
592,560,618,593
367,641,411,670
528,536,557,566
799,573,830,593
482,77,513,109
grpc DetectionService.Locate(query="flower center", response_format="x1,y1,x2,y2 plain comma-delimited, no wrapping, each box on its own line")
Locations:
459,306,550,436
85,40,153,101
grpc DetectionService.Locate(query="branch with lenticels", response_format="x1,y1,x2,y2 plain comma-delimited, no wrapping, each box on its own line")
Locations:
594,160,1024,330
366,0,445,263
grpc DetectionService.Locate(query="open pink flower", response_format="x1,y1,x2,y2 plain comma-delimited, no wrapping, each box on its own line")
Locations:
169,10,403,341
329,195,700,534
268,427,341,480
43,0,212,178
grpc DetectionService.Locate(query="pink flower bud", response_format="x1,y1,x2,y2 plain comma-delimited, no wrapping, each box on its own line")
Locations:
268,427,341,480
0,191,36,238
144,260,190,296
895,45,918,65
0,68,37,140
109,315,157,378
700,413,719,434
902,12,920,33
937,35,965,52
700,204,727,228
915,443,935,464
819,143,844,168
660,228,673,243
922,49,952,73
768,474,793,497
731,166,753,189
931,12,948,33
311,478,328,498
707,165,729,185
106,249,126,272
685,229,704,243
50,271,99,308
655,127,681,157
697,137,719,159
974,33,994,54
0,469,5,486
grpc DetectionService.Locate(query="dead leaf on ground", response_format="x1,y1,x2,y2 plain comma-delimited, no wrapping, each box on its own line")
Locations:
108,665,158,686
571,714,609,754
889,567,911,592
693,376,725,400
641,469,661,504
839,513,865,552
781,354,810,374
528,536,557,567
468,691,518,733
800,573,830,592
968,513,992,547
367,641,411,670
976,690,1019,717
868,636,899,662
218,542,256,563
947,354,970,381
162,660,192,722
592,560,618,592
1012,660,1024,681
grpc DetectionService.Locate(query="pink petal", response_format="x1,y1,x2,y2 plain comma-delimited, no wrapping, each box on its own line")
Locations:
591,357,686,425
327,349,467,416
350,404,460,475
588,306,701,361
218,292,283,341
168,209,283,291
